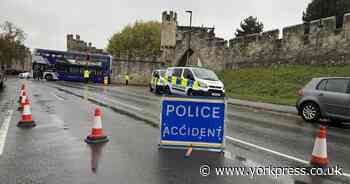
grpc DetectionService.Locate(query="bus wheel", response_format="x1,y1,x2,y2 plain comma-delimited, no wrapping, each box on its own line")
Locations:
45,74,53,81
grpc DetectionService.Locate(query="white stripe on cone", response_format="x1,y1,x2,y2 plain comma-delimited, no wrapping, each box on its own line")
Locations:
94,116,102,129
23,104,31,115
312,137,327,158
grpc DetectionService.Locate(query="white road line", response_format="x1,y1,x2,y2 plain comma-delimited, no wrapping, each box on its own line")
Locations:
225,135,309,164
225,136,350,178
0,110,14,156
51,92,64,101
344,173,350,178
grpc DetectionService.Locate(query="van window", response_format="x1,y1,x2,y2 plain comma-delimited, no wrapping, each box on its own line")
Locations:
192,68,219,81
159,70,166,77
183,69,194,80
166,69,174,78
173,68,183,77
325,79,349,93
152,71,159,77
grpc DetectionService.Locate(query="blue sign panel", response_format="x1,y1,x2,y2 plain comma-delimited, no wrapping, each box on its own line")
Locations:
160,96,225,151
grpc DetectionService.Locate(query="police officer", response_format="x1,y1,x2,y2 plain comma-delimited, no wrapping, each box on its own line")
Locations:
124,73,129,87
83,68,90,84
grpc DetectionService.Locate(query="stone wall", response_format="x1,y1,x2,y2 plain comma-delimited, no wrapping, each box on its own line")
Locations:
227,13,350,69
111,52,165,85
161,11,350,72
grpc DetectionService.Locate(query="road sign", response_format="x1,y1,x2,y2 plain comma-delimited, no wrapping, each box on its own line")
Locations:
159,96,225,152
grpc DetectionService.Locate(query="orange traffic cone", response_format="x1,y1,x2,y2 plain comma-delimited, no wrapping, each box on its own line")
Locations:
17,91,27,111
85,107,109,144
17,98,36,128
18,84,25,103
310,126,328,168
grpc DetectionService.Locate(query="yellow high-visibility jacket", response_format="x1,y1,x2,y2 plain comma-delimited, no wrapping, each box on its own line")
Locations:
83,70,90,78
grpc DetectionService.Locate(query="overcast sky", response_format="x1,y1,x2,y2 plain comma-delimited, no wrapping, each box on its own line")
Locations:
0,0,311,51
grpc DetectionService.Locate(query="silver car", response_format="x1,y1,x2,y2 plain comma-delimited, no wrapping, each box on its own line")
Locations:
296,77,350,123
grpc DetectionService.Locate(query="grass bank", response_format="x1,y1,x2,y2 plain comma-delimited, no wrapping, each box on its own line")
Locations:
219,65,350,106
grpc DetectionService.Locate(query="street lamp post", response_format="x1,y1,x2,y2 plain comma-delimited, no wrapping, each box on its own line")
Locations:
185,10,192,66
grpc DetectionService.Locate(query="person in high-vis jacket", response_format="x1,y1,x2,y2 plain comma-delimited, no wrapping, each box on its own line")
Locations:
124,74,129,87
83,69,90,84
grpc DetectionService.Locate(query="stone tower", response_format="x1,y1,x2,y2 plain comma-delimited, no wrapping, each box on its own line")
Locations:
66,34,74,51
161,11,177,65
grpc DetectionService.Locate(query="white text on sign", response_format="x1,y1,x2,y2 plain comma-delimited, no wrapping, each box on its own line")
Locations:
166,105,221,118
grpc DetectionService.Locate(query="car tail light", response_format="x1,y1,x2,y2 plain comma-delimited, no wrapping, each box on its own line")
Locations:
297,89,304,96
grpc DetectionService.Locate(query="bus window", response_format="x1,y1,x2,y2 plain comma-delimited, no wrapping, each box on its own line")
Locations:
68,66,81,75
55,63,68,72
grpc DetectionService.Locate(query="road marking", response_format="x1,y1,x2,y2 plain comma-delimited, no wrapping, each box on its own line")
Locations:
51,92,64,101
0,110,14,156
225,136,350,178
226,135,309,164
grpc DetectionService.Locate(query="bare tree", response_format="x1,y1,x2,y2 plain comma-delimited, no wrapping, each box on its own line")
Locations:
0,21,27,69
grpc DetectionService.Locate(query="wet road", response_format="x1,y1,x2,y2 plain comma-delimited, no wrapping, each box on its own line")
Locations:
0,79,349,183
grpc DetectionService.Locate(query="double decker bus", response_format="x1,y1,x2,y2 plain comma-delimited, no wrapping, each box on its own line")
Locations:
32,49,112,83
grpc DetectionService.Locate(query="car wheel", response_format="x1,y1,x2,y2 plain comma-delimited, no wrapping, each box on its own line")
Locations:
301,102,320,122
45,74,53,81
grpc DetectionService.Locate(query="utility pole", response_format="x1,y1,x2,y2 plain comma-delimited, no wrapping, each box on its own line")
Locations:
186,10,192,66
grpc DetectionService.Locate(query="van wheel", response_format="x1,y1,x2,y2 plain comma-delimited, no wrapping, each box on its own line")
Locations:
45,74,53,81
301,102,320,122
155,86,161,94
164,86,171,95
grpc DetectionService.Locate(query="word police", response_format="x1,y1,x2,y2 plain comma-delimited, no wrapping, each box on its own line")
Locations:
166,104,221,118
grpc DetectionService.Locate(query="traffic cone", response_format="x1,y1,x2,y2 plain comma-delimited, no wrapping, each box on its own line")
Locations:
17,91,27,111
85,107,109,144
18,84,25,103
17,98,36,128
310,126,328,169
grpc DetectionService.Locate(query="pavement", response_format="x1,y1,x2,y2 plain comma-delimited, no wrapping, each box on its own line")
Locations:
0,78,349,184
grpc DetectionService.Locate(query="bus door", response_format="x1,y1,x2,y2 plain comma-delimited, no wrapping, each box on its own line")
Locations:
68,66,84,81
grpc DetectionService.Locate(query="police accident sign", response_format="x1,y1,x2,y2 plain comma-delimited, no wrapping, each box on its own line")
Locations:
159,96,225,151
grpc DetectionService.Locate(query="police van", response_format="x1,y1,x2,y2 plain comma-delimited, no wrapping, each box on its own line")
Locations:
166,67,225,97
149,69,169,94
